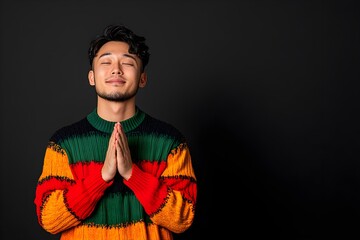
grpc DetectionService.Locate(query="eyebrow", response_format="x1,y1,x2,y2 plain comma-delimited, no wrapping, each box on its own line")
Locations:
98,52,137,61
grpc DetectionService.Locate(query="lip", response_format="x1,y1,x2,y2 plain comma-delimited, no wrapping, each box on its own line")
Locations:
106,78,126,84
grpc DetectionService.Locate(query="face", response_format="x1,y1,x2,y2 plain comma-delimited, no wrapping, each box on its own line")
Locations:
88,41,147,102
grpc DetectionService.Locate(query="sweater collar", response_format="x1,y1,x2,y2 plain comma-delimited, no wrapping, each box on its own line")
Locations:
87,107,145,134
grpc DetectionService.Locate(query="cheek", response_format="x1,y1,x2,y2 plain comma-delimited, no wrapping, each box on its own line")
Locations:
124,70,139,80
95,69,107,79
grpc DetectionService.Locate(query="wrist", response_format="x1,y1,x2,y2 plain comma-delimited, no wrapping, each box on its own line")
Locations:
123,167,133,181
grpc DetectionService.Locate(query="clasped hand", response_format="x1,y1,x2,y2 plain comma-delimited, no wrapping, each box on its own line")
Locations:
102,122,133,182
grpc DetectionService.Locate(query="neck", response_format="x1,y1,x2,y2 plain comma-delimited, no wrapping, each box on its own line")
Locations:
96,97,136,122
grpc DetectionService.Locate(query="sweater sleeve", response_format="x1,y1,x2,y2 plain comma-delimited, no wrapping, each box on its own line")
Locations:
124,143,197,233
34,142,112,234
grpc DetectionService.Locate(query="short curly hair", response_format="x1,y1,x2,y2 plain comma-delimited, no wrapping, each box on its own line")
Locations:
88,24,150,72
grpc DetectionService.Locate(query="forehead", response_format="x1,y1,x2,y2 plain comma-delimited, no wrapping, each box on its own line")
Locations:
97,41,131,56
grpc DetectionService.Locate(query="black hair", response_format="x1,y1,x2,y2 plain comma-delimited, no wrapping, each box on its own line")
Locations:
88,24,150,71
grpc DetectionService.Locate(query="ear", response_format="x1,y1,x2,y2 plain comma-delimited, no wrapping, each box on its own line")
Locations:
88,70,95,86
139,72,147,88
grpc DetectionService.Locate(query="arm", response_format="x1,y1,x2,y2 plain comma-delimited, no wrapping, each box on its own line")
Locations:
124,143,197,233
34,142,112,234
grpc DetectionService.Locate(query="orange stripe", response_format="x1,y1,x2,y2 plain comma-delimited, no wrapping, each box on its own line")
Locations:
59,222,173,240
39,145,74,181
151,190,195,233
41,190,81,234
162,145,196,179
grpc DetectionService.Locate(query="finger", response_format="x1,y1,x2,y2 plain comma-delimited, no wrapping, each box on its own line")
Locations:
117,123,128,149
115,138,123,158
114,123,120,144
109,124,117,145
106,124,118,159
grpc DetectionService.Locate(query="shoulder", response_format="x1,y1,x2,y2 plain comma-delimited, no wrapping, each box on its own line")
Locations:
140,112,185,141
49,117,94,143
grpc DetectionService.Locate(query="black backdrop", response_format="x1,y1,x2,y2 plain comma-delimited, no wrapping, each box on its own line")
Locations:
1,0,360,239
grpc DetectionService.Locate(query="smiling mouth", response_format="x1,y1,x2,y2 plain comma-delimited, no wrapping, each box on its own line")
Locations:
106,78,126,84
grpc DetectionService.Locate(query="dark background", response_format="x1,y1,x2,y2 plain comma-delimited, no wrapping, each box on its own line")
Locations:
1,0,360,239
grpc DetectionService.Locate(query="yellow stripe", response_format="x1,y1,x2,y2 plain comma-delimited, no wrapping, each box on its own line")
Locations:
59,221,173,240
41,190,81,234
39,144,74,181
151,190,195,233
162,145,196,179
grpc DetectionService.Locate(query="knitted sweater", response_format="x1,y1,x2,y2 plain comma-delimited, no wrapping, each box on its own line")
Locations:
34,107,197,240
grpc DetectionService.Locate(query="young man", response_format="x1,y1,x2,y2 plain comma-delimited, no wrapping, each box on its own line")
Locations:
34,24,197,240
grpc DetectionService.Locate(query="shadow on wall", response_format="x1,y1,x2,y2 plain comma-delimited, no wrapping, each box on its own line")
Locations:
173,93,277,239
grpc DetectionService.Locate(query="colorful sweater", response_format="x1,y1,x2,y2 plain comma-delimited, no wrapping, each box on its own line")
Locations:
34,107,197,240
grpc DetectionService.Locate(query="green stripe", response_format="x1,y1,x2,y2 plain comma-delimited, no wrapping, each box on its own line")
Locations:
63,132,179,164
128,133,180,162
83,193,151,225
87,107,146,134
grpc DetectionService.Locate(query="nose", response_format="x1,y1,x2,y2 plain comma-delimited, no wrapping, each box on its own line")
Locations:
112,64,123,75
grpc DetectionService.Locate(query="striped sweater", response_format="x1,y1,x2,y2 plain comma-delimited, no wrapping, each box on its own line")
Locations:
34,107,197,240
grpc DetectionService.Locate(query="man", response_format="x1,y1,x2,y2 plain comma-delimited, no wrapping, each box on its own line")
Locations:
34,24,197,240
